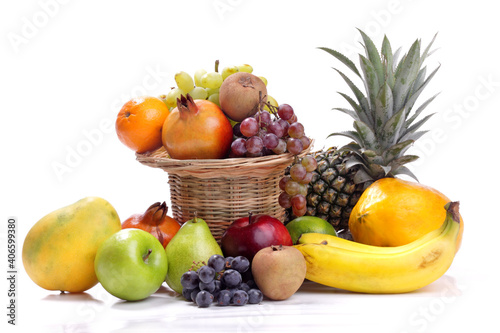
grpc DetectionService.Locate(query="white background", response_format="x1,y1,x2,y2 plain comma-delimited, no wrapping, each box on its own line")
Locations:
1,0,499,332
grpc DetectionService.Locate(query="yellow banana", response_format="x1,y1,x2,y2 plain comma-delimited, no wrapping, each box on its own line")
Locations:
297,219,448,254
294,202,461,293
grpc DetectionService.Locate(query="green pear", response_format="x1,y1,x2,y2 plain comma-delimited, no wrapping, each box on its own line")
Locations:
164,216,223,294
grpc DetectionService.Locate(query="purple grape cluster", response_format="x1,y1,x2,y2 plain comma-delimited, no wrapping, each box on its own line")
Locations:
180,254,263,308
229,104,311,158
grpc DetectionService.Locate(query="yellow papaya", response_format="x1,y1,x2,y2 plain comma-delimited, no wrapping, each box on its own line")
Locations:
22,197,121,293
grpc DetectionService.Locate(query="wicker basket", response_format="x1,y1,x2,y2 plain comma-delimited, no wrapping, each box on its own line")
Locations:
136,146,310,242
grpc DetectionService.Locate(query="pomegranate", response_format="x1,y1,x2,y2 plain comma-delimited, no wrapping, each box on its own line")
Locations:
162,94,233,159
121,202,181,248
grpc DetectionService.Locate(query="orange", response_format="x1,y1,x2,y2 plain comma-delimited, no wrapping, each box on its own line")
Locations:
116,96,170,153
349,178,463,251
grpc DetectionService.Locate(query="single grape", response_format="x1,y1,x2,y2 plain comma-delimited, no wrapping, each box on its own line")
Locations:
213,280,222,293
182,287,194,301
246,136,264,154
240,117,259,137
199,280,216,293
231,140,247,157
190,288,201,302
259,76,268,86
201,72,223,89
278,192,292,209
181,270,200,290
287,113,298,124
221,66,239,80
288,122,305,139
277,119,290,133
248,289,264,304
289,163,307,182
233,123,243,137
195,290,214,308
292,204,307,217
301,155,318,172
208,254,226,272
232,290,249,306
217,290,232,306
272,139,287,154
277,104,294,120
291,194,307,210
239,282,250,292
197,265,215,284
194,69,207,87
300,136,311,150
231,256,250,273
237,64,253,73
222,269,242,288
284,180,301,196
267,121,285,138
263,133,279,149
299,172,313,184
254,111,271,128
165,87,183,109
188,86,208,100
208,93,220,106
175,71,195,94
299,183,308,196
287,138,304,155
279,176,291,191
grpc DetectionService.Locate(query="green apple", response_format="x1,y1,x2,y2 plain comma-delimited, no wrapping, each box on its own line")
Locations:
94,228,168,301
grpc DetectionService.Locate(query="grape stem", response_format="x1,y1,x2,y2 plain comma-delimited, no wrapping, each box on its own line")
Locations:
215,60,220,73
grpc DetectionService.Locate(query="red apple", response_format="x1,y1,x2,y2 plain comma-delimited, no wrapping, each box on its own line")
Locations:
220,213,293,261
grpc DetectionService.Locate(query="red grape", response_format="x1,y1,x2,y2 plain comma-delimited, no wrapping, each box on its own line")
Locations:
289,164,307,181
231,138,247,157
301,155,317,172
284,180,301,196
288,122,305,139
272,139,287,154
278,192,292,209
299,172,313,184
263,133,279,149
267,121,285,138
286,138,304,155
254,111,271,128
246,136,263,154
279,176,291,191
277,104,294,120
240,117,259,137
291,194,306,210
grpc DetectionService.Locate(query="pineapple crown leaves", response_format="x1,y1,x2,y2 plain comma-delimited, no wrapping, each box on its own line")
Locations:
320,29,440,183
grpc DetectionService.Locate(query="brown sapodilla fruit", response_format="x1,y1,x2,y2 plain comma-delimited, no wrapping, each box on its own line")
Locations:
219,72,267,122
251,245,306,301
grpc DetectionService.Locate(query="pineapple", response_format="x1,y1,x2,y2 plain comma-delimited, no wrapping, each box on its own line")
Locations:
286,30,440,239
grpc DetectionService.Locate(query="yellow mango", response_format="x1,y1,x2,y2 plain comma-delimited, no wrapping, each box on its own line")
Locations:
22,197,121,293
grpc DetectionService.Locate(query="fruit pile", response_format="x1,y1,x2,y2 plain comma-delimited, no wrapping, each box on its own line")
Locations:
22,30,464,309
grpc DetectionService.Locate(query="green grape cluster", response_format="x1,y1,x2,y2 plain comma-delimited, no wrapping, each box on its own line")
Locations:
160,61,277,114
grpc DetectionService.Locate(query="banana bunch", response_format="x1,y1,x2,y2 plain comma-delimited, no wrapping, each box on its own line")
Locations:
294,202,461,293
